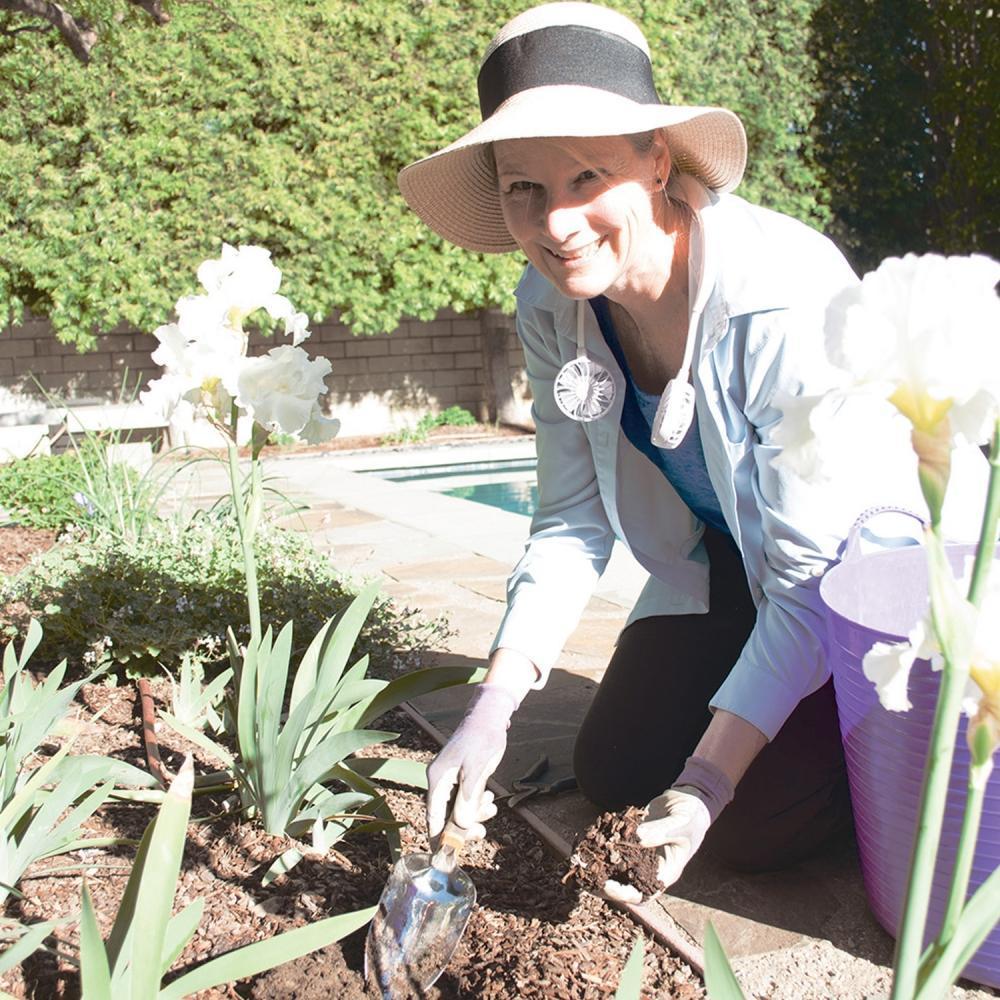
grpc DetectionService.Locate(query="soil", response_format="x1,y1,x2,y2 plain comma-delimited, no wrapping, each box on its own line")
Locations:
565,808,662,901
0,529,703,1000
0,526,57,577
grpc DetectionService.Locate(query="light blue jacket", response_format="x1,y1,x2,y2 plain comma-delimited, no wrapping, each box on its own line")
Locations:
490,183,986,740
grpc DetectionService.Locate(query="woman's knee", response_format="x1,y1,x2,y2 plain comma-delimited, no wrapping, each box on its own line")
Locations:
705,776,853,872
572,726,685,812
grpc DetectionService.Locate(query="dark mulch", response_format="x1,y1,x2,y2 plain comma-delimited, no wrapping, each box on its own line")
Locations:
1,529,703,1000
566,808,663,900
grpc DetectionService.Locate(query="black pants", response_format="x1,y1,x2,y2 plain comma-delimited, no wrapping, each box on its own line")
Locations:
573,529,853,872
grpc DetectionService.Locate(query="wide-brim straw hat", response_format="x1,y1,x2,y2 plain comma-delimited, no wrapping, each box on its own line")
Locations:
398,1,747,254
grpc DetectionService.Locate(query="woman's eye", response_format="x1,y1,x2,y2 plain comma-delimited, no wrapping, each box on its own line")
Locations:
506,180,536,194
576,169,600,184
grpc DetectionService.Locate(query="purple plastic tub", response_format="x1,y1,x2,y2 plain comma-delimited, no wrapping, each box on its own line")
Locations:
820,514,1000,989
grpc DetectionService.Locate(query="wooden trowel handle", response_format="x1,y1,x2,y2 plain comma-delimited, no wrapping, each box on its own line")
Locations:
432,820,469,872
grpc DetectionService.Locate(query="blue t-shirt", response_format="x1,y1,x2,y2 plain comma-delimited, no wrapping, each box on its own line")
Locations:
590,297,731,538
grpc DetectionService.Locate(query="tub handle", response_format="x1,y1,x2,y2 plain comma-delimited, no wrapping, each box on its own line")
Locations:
844,505,928,563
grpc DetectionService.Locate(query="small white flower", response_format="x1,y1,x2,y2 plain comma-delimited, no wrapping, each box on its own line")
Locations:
772,254,1000,485
235,345,332,436
826,253,1000,440
864,619,942,712
196,244,282,321
73,491,96,516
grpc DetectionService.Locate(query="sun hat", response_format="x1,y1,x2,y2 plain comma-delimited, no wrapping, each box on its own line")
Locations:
398,1,747,254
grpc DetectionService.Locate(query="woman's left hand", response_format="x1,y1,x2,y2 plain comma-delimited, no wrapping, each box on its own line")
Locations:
603,785,713,903
602,752,738,904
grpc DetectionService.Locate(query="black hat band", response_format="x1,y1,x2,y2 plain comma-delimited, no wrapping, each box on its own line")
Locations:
477,23,660,120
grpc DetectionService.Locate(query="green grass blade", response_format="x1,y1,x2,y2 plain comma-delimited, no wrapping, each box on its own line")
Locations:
915,866,1000,999
160,905,377,1000
347,757,429,790
0,743,72,831
159,712,236,770
16,620,43,670
160,898,205,973
703,922,747,999
104,821,154,970
28,781,114,868
0,918,63,975
328,766,402,861
236,630,266,793
613,934,645,999
65,755,161,789
128,757,194,1000
306,583,381,727
288,616,335,717
356,665,486,729
278,731,395,826
79,880,113,1000
261,847,305,887
193,668,233,713
256,621,295,809
272,691,320,797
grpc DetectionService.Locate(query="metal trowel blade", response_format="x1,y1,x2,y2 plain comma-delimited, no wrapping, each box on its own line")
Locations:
364,850,476,998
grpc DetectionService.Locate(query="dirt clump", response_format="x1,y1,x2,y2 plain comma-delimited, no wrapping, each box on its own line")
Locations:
565,806,661,899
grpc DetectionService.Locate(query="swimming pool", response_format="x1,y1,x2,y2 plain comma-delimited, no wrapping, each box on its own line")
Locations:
372,456,539,517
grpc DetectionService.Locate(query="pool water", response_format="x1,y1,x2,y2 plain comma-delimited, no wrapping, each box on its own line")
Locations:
443,479,539,517
372,457,538,517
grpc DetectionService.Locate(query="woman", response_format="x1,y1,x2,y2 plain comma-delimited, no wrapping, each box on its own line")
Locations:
397,1,983,897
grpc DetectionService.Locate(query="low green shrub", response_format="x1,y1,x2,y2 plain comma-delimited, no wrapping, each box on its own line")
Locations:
380,406,478,446
0,440,143,535
0,513,452,679
0,451,93,531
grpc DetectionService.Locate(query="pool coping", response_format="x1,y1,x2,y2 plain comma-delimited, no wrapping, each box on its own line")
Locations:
263,444,648,611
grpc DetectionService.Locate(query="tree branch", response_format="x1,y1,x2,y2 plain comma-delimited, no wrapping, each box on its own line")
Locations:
0,0,170,63
127,0,169,25
0,0,97,62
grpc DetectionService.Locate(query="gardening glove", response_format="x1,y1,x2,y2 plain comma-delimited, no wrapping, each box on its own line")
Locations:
426,683,521,846
604,755,735,905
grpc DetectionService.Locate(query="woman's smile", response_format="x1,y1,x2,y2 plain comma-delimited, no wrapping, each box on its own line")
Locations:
494,135,671,301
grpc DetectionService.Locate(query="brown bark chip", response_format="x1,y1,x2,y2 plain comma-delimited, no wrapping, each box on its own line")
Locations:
565,807,661,899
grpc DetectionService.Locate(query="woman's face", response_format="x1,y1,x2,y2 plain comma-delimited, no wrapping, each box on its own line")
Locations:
494,134,670,301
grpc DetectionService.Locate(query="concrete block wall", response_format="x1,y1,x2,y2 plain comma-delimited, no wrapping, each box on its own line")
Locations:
1,309,532,439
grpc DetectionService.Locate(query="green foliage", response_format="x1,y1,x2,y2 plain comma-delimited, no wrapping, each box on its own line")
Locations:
810,0,999,271
381,405,478,445
0,513,452,678
0,622,145,907
77,756,377,1000
162,582,482,880
0,432,152,536
641,0,827,226
0,450,93,531
703,921,748,998
1,0,824,350
612,934,646,999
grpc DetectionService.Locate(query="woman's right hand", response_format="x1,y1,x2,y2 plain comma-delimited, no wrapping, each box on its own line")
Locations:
425,650,538,844
425,684,519,842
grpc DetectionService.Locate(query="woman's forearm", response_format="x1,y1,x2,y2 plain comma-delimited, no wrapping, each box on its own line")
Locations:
690,708,768,788
484,646,541,705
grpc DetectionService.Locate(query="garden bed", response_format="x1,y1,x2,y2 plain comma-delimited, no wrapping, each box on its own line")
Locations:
1,530,702,999
2,687,702,999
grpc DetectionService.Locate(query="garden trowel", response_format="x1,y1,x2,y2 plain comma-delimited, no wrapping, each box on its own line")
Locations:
364,821,476,997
